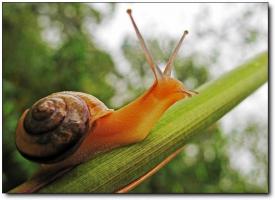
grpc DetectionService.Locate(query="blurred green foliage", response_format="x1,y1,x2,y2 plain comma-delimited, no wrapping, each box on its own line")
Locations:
3,3,118,192
3,3,267,193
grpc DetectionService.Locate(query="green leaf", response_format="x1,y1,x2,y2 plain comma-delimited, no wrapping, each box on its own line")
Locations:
12,52,268,193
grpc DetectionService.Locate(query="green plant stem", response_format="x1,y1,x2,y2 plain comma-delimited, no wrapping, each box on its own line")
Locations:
11,52,268,193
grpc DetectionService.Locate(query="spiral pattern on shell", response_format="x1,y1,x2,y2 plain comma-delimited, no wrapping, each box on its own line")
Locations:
17,93,91,163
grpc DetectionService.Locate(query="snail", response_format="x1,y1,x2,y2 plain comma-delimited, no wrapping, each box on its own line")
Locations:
14,9,197,193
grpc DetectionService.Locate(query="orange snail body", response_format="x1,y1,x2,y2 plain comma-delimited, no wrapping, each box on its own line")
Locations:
16,79,193,170
14,9,197,192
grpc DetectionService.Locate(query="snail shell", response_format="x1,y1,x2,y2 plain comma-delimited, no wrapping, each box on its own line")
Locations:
15,91,113,164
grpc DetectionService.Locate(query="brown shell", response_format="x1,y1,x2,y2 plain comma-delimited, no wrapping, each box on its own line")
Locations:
15,91,113,164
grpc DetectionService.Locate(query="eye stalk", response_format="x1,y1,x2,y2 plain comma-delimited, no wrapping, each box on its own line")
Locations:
127,9,163,81
126,9,189,78
163,30,189,77
127,8,197,95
